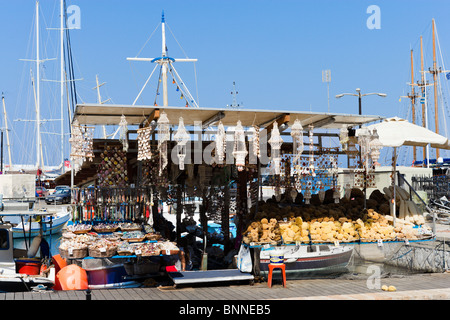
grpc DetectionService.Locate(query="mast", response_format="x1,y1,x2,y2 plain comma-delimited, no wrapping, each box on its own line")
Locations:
431,19,441,159
404,49,418,163
93,74,111,138
161,11,168,107
1,95,12,170
126,11,199,108
36,0,42,170
419,36,428,166
60,0,65,173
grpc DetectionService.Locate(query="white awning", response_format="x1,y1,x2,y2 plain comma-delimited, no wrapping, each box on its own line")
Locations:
73,103,384,129
358,117,450,149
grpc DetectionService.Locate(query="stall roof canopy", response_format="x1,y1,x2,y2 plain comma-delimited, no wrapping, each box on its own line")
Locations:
73,104,384,129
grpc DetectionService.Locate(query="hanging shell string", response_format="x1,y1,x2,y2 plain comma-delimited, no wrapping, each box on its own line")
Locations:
232,120,248,171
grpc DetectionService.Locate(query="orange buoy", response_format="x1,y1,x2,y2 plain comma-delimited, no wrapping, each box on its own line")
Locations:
55,264,88,291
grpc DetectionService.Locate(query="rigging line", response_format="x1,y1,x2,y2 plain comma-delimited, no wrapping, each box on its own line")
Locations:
136,22,161,57
15,8,36,128
40,5,58,68
168,66,191,107
193,62,200,107
437,74,449,137
133,63,159,106
165,23,189,58
169,63,199,108
154,65,163,105
128,61,145,104
64,0,78,111
65,31,77,108
435,24,450,139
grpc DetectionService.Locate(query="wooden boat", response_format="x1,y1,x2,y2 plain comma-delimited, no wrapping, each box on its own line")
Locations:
258,244,354,277
11,209,71,238
1,204,71,239
0,222,55,292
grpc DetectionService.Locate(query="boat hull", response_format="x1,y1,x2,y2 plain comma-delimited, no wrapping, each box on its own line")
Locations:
11,212,70,238
259,245,353,277
0,275,54,292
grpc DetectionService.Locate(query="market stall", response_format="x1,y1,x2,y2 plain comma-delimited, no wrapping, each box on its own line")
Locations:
60,103,398,283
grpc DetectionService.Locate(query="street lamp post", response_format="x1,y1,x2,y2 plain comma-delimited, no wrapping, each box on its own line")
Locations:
335,88,387,207
336,88,387,116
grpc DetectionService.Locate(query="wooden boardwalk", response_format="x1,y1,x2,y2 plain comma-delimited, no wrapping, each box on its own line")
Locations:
1,272,449,301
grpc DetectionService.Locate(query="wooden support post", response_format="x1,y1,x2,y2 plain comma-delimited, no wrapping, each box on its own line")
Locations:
176,183,183,243
200,187,209,270
222,180,230,253
141,109,160,128
236,169,248,240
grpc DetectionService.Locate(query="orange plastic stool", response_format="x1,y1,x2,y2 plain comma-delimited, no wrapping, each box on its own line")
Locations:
267,263,286,288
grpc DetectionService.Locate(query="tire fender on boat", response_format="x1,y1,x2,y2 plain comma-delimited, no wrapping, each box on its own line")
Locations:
27,235,42,258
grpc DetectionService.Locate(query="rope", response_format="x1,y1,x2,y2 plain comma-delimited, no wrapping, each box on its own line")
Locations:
390,247,413,261
166,23,189,58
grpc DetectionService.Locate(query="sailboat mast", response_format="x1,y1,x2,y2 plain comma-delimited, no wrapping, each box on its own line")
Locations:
36,0,41,170
161,12,168,107
419,36,428,165
432,18,440,159
60,0,65,173
94,74,110,138
1,95,12,170
410,49,417,163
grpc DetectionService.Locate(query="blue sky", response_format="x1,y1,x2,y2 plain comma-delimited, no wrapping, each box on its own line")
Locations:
0,0,449,167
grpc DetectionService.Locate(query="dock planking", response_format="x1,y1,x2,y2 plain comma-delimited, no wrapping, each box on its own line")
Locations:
0,273,448,300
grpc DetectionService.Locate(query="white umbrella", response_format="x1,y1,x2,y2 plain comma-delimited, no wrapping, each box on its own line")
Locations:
360,117,450,149
357,117,450,229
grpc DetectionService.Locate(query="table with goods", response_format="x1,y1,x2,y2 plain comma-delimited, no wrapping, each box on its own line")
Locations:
59,222,181,279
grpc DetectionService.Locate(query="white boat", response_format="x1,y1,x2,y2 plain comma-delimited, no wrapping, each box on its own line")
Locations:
258,244,354,277
0,200,71,238
0,222,55,292
10,208,71,238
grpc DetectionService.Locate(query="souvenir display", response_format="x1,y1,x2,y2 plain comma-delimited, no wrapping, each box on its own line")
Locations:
369,128,383,166
66,99,430,282
69,120,94,174
173,117,190,170
119,222,142,231
119,115,129,152
268,122,283,175
215,121,226,164
157,111,170,175
137,126,152,161
121,230,146,242
83,126,95,162
159,241,180,255
117,241,135,256
88,238,119,258
96,233,121,241
251,125,260,159
290,119,304,163
242,185,431,245
67,223,92,234
133,242,161,257
307,125,315,177
232,120,247,171
59,240,88,259
97,146,128,187
339,125,349,151
93,223,118,233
